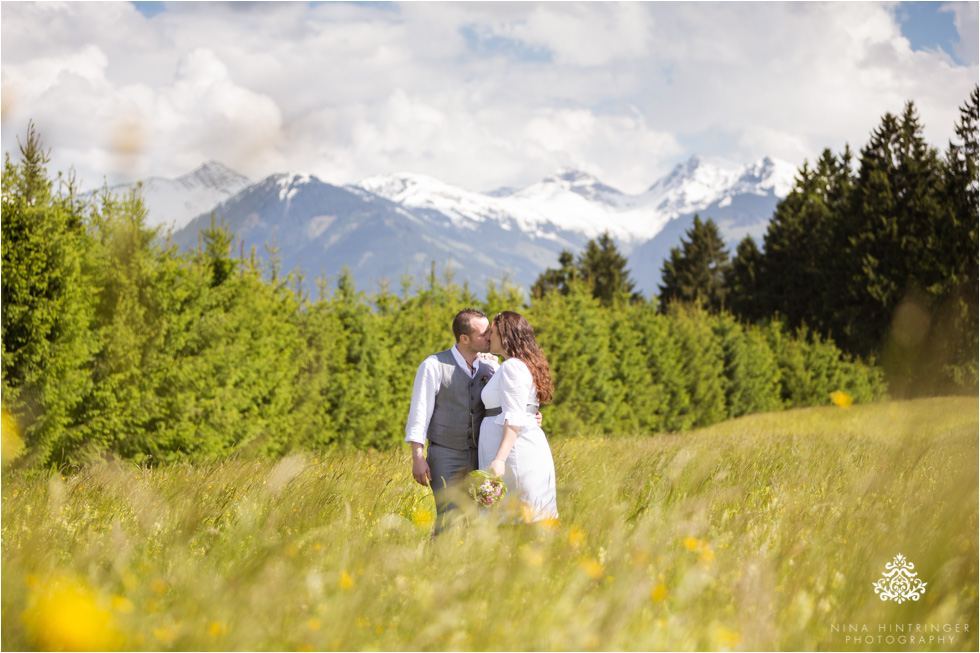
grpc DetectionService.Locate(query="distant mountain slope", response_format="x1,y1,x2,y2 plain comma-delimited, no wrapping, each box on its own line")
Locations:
170,174,583,295
157,155,796,296
101,161,251,231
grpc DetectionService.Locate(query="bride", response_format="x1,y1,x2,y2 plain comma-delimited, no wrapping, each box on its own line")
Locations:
479,311,558,524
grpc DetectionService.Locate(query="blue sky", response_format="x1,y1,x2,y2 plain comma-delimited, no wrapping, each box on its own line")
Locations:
126,1,974,65
2,2,977,193
897,1,969,64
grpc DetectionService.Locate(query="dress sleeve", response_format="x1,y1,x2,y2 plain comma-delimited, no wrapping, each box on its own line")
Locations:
493,359,535,428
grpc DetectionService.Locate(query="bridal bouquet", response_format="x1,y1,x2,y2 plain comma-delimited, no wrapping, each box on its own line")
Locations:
468,469,507,508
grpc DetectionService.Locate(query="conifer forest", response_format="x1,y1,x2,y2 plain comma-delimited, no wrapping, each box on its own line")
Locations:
2,88,976,469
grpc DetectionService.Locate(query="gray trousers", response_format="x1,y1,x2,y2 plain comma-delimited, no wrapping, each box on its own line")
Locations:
427,443,479,534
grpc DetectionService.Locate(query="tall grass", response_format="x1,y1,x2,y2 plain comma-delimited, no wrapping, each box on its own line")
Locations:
2,397,977,651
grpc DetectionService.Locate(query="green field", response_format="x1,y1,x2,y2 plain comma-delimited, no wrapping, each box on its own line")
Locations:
2,397,977,651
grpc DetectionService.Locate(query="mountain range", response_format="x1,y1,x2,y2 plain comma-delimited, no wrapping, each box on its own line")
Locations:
105,156,798,296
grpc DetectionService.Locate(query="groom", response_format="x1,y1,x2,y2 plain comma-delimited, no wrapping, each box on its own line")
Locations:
406,309,498,534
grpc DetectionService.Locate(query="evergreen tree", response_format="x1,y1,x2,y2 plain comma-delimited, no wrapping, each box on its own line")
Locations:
755,148,853,340
201,214,238,287
578,232,639,306
630,302,691,432
75,185,169,461
1,124,95,465
936,85,979,391
665,304,727,427
726,235,764,322
531,250,577,299
532,233,638,307
658,215,731,313
604,303,660,434
712,313,783,418
318,268,400,448
846,102,947,359
528,280,617,435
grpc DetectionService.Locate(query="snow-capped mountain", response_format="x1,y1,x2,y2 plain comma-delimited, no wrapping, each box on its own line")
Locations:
170,172,573,293
102,161,251,231
355,155,795,250
157,155,798,296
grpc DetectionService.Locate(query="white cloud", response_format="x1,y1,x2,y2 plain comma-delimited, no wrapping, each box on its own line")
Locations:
507,3,653,66
943,1,980,66
2,1,976,194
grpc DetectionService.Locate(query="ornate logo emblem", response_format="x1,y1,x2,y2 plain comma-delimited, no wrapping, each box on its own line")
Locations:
872,554,927,603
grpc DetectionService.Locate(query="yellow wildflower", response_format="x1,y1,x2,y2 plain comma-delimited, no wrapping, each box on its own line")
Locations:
651,583,668,602
339,571,355,591
111,595,135,614
1,410,25,466
411,507,434,528
577,557,604,580
22,574,123,651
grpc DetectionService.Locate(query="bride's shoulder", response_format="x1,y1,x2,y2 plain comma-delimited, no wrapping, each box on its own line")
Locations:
501,357,532,377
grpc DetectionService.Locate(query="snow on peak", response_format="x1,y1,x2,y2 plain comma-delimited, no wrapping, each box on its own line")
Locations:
107,160,251,231
734,156,798,198
356,172,456,205
640,155,796,217
351,155,798,244
273,172,316,202
176,160,251,193
355,172,533,232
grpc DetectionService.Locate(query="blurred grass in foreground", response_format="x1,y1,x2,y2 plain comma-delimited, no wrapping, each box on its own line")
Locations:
2,397,977,651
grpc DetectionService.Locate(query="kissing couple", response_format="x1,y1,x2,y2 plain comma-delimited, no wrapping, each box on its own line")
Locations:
405,309,558,534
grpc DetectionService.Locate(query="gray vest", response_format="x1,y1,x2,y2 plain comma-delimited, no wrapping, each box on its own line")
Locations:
427,349,495,451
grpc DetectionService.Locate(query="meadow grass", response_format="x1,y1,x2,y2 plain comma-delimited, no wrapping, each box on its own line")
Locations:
2,396,977,651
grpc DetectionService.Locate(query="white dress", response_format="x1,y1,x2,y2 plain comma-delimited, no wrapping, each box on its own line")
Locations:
479,358,558,523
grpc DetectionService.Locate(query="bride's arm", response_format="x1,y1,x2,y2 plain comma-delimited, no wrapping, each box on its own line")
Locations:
487,360,533,477
489,423,518,477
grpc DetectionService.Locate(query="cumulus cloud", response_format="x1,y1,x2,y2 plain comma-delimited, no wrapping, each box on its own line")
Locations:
944,1,980,66
1,1,976,193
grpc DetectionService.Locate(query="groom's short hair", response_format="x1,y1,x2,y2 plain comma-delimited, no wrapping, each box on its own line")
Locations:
452,308,487,342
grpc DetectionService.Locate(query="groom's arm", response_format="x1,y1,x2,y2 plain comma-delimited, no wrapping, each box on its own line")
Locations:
410,442,431,487
406,357,439,486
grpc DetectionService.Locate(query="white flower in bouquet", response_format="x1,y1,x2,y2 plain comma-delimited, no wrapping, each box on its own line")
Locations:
469,469,507,508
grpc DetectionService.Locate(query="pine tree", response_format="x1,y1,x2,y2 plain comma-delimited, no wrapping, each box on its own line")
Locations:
712,312,783,418
658,215,731,313
846,102,947,360
936,85,979,391
528,280,617,435
726,235,764,322
629,302,690,432
665,303,727,427
578,232,639,306
532,233,638,307
76,185,169,461
753,149,853,341
201,214,238,287
1,124,95,466
531,249,577,299
604,303,659,434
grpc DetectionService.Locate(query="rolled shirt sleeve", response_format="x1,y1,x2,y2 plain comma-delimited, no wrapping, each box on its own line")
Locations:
493,359,536,428
405,356,440,445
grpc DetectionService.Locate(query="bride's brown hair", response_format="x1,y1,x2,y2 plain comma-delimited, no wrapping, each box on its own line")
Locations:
493,311,554,405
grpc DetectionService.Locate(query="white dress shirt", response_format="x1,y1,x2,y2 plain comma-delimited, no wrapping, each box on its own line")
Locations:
405,345,500,446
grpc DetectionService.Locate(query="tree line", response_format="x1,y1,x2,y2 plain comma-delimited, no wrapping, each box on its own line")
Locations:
2,124,885,468
537,88,979,397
